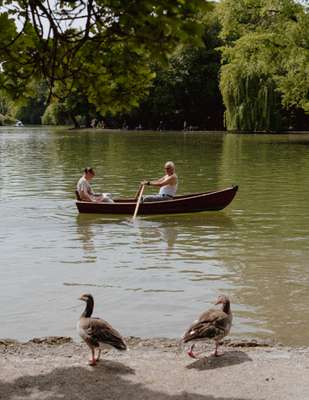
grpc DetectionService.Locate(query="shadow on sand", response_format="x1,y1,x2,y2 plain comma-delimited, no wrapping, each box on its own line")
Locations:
186,350,252,371
0,356,251,400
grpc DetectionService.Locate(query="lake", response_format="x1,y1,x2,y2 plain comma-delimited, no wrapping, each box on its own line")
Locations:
0,126,308,345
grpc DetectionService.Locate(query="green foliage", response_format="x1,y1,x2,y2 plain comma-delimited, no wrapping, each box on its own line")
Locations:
0,90,14,116
1,0,307,130
218,0,309,131
0,0,206,116
43,91,98,127
0,89,16,124
221,64,282,130
220,31,284,130
14,81,49,124
42,102,71,126
275,10,309,112
0,113,16,125
118,8,225,130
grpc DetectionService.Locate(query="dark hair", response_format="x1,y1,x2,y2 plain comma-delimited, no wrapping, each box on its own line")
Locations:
84,167,95,175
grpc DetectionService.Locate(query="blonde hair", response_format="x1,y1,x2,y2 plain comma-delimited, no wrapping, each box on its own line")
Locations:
164,161,175,171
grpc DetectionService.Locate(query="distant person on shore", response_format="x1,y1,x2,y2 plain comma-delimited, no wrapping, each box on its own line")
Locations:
141,161,178,202
76,167,113,203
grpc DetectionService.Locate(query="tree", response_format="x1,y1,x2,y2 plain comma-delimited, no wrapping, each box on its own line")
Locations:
0,90,16,125
0,89,14,116
14,80,49,124
218,0,309,131
0,1,207,116
275,9,309,113
116,6,225,130
42,91,97,128
219,32,284,131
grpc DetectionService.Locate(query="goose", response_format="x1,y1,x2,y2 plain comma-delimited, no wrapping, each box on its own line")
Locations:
77,293,127,365
183,294,232,359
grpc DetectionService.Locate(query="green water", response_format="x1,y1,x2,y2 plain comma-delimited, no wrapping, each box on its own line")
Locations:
0,126,308,345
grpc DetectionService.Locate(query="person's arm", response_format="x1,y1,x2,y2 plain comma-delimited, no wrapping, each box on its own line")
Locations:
79,190,94,202
79,182,94,202
143,174,176,188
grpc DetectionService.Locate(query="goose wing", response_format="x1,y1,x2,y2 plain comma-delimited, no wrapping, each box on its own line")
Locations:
183,308,230,342
87,317,127,350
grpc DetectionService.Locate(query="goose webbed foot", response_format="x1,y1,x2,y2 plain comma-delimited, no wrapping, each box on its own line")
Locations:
187,344,209,360
187,344,196,358
88,349,97,366
95,349,101,362
212,343,224,357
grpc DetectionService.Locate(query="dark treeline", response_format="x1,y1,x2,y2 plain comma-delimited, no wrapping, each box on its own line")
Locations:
111,14,226,131
0,1,308,132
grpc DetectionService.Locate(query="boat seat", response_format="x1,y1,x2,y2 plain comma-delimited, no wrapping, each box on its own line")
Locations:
75,190,82,201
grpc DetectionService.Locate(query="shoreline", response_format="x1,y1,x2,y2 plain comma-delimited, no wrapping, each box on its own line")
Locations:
71,127,309,134
1,336,309,399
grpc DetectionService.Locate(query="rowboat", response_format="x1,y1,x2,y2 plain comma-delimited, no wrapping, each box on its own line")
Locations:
75,185,238,215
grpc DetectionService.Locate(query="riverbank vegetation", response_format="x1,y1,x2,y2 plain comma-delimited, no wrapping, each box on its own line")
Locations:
0,0,308,131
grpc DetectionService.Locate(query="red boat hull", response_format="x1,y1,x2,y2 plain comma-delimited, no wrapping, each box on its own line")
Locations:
76,186,238,215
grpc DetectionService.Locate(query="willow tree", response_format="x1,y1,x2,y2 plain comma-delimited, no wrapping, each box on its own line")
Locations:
220,32,284,131
275,8,309,114
218,0,308,131
0,0,206,116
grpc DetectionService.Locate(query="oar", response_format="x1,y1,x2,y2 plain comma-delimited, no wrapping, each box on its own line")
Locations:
133,184,145,220
134,183,143,201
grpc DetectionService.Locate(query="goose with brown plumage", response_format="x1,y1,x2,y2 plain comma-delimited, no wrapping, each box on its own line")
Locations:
77,293,127,366
183,294,232,359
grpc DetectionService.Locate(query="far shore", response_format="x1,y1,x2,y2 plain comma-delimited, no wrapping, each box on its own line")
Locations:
1,336,309,399
70,126,309,134
2,124,308,134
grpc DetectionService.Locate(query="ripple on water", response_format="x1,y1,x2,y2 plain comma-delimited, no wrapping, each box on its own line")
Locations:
1,128,309,345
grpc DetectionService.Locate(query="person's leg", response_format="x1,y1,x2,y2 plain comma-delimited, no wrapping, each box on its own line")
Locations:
102,193,114,203
143,194,166,202
93,194,114,203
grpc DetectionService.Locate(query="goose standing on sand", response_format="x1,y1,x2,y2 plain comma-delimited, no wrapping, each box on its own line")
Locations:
183,294,232,359
77,293,127,365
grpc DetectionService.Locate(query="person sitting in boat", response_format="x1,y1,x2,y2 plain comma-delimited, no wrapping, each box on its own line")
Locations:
76,167,113,203
141,161,178,202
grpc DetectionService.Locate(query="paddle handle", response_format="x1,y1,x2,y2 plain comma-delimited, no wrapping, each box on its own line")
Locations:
133,184,145,219
134,183,143,200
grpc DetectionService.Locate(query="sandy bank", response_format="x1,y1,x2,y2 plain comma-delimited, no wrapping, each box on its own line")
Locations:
1,337,309,400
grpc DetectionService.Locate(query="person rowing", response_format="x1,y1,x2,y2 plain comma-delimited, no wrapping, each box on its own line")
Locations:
77,167,113,203
141,161,178,202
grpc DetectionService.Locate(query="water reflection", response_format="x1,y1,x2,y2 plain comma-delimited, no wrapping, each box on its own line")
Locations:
76,212,235,258
75,216,97,262
2,127,309,345
76,213,179,254
75,214,125,262
159,225,178,249
133,219,178,251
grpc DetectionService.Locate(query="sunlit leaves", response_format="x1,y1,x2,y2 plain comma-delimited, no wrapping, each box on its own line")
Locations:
218,0,309,130
0,0,206,115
